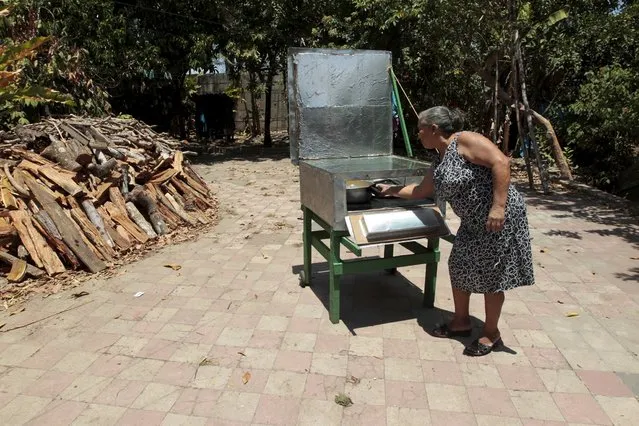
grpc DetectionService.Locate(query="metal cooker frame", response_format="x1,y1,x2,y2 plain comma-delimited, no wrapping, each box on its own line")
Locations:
288,47,453,324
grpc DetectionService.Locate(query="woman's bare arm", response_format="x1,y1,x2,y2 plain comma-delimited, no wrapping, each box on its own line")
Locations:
456,132,510,231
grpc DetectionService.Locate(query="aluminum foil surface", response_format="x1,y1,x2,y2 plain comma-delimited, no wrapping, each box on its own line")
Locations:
288,48,393,163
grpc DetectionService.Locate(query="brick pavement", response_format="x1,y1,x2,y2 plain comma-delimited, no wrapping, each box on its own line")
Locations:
0,152,638,425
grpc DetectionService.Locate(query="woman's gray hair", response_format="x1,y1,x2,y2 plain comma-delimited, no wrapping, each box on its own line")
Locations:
418,106,465,136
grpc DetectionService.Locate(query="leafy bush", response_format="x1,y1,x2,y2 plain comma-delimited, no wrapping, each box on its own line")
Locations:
567,65,639,190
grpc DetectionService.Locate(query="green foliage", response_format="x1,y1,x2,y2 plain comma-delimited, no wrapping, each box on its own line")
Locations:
1,0,637,195
568,65,639,189
0,15,73,128
0,2,110,128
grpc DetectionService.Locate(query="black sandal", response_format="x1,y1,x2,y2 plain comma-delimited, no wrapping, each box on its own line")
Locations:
463,337,503,357
432,323,472,338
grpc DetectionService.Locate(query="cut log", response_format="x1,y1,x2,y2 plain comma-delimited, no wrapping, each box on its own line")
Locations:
9,210,65,275
184,164,209,192
146,185,179,227
125,202,157,238
171,177,213,211
184,165,210,195
93,205,131,251
33,211,81,269
10,148,52,165
92,182,113,203
104,202,149,244
115,225,132,246
7,259,28,282
155,202,178,229
87,158,118,179
60,122,91,146
10,211,43,267
0,223,17,240
180,173,210,199
149,168,179,184
81,198,115,248
22,173,106,273
121,165,130,194
39,166,83,196
66,197,116,259
109,187,127,210
126,186,167,235
0,251,44,278
18,160,83,196
0,176,18,209
172,151,184,173
3,164,29,197
105,147,126,160
87,126,112,147
66,208,111,261
107,225,131,251
40,135,83,172
165,183,188,208
165,193,196,225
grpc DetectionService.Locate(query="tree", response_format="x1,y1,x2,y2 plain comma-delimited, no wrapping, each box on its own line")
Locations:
220,0,338,146
0,5,76,128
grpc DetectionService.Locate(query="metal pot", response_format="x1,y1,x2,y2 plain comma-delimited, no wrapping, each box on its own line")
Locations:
345,178,396,204
346,179,375,204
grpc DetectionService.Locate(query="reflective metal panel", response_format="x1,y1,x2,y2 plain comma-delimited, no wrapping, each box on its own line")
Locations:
288,48,393,163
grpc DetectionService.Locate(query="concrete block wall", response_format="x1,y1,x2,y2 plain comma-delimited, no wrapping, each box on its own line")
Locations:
196,73,288,133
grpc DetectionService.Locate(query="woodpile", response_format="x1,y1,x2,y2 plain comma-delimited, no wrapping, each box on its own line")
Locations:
0,116,216,284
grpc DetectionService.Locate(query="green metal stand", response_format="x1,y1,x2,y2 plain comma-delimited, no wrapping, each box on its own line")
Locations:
300,205,441,324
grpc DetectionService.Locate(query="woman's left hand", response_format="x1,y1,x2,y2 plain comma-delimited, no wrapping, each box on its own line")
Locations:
486,205,506,232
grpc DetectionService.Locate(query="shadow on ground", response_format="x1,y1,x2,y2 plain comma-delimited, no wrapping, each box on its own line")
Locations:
521,186,639,283
292,262,475,335
189,144,291,166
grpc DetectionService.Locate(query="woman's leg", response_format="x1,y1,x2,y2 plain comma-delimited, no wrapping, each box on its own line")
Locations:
450,287,472,330
480,292,505,344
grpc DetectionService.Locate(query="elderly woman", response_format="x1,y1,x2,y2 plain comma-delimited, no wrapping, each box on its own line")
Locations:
377,106,534,357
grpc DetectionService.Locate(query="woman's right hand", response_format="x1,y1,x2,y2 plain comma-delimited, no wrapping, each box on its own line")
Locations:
375,184,396,197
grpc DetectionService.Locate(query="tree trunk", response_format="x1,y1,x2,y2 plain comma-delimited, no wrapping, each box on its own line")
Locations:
493,61,499,144
511,32,534,189
515,41,550,193
248,71,261,137
502,109,511,155
263,56,276,148
530,111,573,180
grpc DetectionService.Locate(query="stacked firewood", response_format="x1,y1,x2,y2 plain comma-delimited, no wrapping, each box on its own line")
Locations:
0,117,216,282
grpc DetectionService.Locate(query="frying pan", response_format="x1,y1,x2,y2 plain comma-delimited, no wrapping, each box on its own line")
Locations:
345,178,398,204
